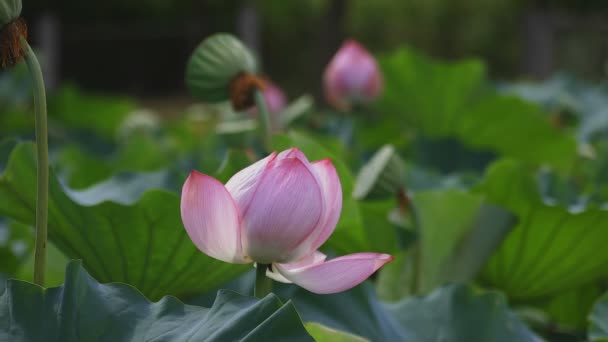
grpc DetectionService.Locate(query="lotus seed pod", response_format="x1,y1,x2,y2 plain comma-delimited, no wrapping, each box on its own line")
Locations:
0,0,25,70
0,0,21,28
186,33,259,108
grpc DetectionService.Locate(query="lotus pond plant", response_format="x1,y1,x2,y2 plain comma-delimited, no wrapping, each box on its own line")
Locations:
1,10,604,340
181,147,393,296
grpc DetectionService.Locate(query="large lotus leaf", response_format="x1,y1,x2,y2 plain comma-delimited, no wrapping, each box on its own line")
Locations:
0,260,313,342
377,48,577,170
589,290,608,341
404,190,515,295
480,159,608,299
378,48,485,138
272,131,397,254
386,284,542,342
276,282,539,341
0,143,247,300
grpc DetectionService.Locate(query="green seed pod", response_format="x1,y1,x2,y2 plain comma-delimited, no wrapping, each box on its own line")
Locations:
0,0,21,28
353,144,406,200
186,33,258,105
0,0,25,70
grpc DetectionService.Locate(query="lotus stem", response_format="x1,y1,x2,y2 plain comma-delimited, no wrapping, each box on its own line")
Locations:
20,36,48,286
254,89,271,149
408,202,421,295
255,263,273,298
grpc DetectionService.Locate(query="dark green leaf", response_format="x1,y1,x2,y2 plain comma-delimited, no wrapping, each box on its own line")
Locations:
0,260,313,342
279,283,407,341
277,282,539,341
0,143,247,299
387,284,541,342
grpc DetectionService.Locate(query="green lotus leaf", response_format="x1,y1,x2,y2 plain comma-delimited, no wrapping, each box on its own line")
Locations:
481,160,608,299
0,142,247,300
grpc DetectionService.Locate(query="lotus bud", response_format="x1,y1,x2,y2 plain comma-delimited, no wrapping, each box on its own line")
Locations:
323,39,383,111
249,79,287,131
260,80,287,114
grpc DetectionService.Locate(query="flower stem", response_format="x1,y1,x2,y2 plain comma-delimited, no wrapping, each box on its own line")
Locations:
408,202,421,295
20,36,48,287
254,89,271,149
254,263,273,298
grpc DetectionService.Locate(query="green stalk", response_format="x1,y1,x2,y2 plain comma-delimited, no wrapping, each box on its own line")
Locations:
20,36,48,286
254,89,271,149
254,263,273,298
408,202,421,295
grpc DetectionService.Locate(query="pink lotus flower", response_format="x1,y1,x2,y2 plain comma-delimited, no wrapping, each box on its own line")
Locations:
181,148,393,294
323,40,383,111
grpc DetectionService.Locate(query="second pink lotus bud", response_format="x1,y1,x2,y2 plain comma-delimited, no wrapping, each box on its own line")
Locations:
323,39,383,111
249,79,287,131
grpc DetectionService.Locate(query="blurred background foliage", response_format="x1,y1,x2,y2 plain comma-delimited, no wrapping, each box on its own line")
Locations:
17,0,608,98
